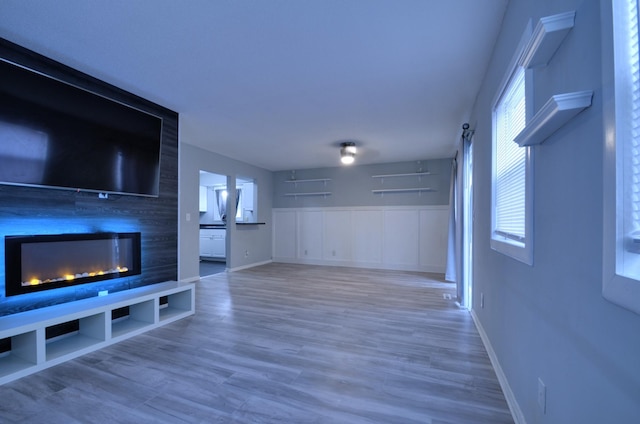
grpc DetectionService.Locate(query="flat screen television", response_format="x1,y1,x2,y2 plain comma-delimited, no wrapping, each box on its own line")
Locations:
0,58,162,197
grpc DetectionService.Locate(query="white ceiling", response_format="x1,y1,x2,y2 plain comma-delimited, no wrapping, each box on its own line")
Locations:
0,0,507,171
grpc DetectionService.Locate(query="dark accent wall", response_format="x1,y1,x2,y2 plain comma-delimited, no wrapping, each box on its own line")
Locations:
0,38,178,317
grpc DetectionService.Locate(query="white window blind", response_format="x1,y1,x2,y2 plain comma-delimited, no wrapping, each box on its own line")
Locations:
494,67,526,242
619,0,640,278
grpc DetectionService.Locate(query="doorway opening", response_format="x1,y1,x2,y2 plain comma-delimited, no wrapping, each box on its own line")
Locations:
199,170,228,277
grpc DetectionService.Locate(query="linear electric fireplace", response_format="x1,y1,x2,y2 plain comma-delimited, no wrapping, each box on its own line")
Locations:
5,232,141,297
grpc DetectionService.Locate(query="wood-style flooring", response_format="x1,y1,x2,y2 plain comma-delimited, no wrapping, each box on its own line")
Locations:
0,263,513,423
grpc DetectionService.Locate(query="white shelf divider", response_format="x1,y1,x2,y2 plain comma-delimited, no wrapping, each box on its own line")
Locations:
518,11,576,69
514,91,593,147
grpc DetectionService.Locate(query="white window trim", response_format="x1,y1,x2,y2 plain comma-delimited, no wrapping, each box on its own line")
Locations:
602,0,640,315
490,23,534,266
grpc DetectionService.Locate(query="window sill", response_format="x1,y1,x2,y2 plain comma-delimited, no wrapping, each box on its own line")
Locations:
491,236,533,265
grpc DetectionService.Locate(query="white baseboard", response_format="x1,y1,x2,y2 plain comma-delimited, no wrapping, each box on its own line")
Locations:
271,257,444,273
228,259,272,273
470,309,527,424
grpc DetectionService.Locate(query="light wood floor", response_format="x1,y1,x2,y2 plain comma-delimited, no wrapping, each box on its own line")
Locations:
0,263,513,423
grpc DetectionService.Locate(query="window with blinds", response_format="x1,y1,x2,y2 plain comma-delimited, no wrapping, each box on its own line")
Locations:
617,0,640,280
494,67,526,242
603,0,640,314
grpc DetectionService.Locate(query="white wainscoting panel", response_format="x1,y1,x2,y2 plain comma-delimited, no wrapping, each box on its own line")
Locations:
273,206,448,273
351,210,384,265
383,209,420,267
419,208,448,269
323,210,352,263
297,210,324,261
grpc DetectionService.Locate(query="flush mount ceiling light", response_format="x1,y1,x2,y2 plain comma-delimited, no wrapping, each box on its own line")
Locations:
340,142,357,165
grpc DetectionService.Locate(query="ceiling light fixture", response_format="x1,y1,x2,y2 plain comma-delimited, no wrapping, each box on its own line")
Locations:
340,142,357,165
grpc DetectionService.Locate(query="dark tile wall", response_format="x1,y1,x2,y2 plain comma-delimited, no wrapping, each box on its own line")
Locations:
0,38,178,317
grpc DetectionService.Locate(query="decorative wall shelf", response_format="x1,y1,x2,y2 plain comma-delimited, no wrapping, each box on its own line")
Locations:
284,178,330,187
514,90,593,146
371,172,431,178
372,172,431,184
284,192,332,199
518,11,575,69
372,188,435,196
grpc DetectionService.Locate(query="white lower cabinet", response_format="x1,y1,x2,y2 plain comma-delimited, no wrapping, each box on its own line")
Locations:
200,229,225,259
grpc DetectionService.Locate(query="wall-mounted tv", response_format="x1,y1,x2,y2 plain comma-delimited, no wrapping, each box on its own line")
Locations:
0,58,163,197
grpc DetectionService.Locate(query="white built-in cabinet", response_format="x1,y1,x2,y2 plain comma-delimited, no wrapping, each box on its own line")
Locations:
273,206,448,273
199,186,208,212
200,229,225,259
0,281,194,385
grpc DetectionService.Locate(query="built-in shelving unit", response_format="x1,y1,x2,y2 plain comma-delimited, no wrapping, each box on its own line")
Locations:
514,91,593,146
518,11,576,69
0,281,195,385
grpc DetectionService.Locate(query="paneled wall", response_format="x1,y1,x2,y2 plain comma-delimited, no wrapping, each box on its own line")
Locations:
0,39,178,317
273,206,448,273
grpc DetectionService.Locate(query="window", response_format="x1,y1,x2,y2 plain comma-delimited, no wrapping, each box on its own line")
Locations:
603,0,640,314
491,44,533,265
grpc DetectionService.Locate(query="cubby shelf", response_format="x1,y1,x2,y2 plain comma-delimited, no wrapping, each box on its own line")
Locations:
0,281,195,385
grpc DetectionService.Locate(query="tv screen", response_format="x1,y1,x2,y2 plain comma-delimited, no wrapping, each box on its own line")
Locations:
0,58,162,197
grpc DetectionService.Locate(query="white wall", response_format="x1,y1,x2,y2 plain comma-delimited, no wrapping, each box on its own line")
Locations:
471,0,640,423
178,142,273,281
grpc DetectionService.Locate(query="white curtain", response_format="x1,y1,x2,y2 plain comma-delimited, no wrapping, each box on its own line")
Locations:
445,156,458,284
445,139,467,306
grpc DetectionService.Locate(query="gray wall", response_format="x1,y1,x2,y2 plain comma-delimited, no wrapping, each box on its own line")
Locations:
471,0,640,422
273,159,451,208
178,142,273,281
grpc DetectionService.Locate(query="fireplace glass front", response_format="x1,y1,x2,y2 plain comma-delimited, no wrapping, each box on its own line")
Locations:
4,232,141,297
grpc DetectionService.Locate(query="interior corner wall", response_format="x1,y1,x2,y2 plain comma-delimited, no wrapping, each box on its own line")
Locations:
177,141,273,282
470,1,640,423
0,39,179,317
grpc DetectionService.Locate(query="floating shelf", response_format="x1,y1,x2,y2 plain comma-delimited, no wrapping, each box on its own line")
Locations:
514,91,593,146
371,172,430,178
372,188,434,195
284,192,331,198
284,178,331,186
518,11,575,69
